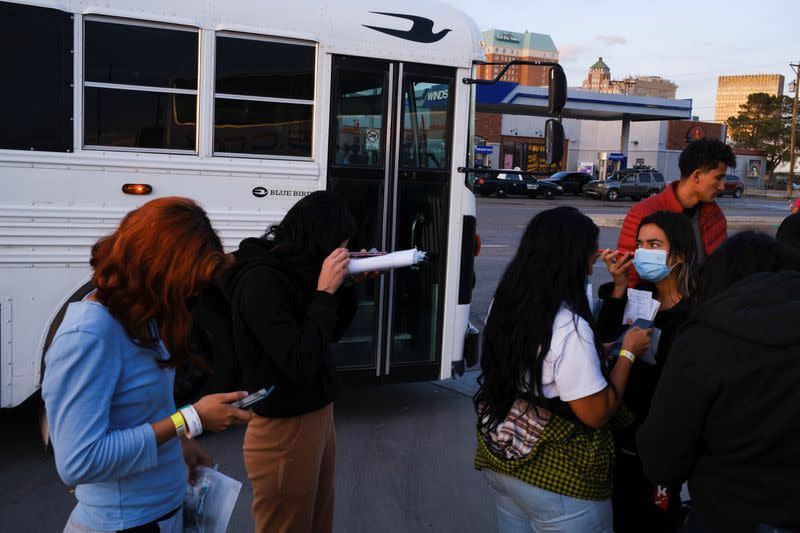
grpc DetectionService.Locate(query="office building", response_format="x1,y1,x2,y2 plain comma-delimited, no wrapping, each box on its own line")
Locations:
714,74,785,123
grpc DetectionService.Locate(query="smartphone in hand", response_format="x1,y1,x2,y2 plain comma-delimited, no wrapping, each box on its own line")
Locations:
232,386,275,409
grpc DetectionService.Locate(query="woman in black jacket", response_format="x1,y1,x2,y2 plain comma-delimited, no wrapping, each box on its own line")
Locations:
597,210,698,532
223,191,359,533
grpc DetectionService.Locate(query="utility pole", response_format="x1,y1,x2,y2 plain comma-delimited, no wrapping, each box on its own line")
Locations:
789,62,799,199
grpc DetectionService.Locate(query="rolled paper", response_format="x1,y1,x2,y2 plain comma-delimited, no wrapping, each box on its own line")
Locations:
347,248,427,275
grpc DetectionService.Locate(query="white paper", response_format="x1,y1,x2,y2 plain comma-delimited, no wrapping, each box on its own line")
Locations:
184,465,242,533
623,288,660,324
347,248,426,275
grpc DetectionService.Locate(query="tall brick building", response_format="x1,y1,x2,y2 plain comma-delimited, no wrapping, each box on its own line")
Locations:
477,29,559,86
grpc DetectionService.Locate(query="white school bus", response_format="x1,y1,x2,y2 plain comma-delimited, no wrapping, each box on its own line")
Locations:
0,0,567,407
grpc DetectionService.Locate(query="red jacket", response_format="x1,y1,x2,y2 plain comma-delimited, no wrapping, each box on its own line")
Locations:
616,181,727,286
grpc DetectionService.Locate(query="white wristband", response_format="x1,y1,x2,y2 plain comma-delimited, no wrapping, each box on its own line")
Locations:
180,405,203,438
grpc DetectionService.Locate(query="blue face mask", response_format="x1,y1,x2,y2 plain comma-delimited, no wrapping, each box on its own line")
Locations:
633,248,673,282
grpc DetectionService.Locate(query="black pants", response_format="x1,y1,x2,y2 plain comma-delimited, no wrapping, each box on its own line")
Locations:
612,450,683,533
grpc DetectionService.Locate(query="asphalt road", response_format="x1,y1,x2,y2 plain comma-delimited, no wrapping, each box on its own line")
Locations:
0,194,788,533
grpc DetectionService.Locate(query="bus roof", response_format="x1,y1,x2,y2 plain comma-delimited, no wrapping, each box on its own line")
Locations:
19,0,483,68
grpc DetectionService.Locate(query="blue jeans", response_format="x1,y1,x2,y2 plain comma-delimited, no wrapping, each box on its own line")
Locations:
483,470,612,533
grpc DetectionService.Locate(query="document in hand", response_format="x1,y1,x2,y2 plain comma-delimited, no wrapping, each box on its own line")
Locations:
184,465,242,533
347,248,427,275
622,288,660,325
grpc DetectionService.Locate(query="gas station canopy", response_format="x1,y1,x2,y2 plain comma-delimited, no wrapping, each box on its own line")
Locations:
476,82,693,122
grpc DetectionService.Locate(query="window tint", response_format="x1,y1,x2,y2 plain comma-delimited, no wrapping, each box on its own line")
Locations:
214,36,315,158
216,37,314,100
84,88,196,150
639,173,652,183
214,99,312,157
83,20,198,151
653,173,665,182
400,80,451,170
0,2,73,152
85,21,197,89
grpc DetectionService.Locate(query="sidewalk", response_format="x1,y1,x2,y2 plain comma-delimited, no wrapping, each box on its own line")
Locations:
744,188,798,199
590,214,784,228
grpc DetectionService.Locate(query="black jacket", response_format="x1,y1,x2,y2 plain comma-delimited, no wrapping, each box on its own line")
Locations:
637,270,800,532
222,237,358,418
597,282,691,431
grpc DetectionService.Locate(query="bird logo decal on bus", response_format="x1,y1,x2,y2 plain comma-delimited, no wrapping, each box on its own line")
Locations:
363,12,451,43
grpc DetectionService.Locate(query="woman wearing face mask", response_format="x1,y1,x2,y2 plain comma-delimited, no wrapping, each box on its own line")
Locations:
596,210,699,533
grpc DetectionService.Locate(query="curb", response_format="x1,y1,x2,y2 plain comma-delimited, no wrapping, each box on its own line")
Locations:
589,214,784,229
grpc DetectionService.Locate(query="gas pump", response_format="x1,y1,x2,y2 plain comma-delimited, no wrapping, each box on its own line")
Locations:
598,152,609,180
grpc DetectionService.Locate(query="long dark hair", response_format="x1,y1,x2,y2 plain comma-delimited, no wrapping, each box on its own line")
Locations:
695,231,796,304
474,207,600,431
638,210,698,299
264,191,357,289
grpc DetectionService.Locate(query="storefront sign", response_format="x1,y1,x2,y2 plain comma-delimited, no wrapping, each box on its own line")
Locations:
686,125,705,142
527,143,560,173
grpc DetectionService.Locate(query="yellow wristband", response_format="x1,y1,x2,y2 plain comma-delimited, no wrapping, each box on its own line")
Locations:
170,411,187,437
619,349,636,364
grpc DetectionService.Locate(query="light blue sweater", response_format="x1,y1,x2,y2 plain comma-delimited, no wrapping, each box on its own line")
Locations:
42,299,185,531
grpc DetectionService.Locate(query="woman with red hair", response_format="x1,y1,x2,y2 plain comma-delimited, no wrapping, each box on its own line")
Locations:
43,197,252,533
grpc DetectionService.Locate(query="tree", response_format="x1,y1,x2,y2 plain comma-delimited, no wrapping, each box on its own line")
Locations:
726,92,797,174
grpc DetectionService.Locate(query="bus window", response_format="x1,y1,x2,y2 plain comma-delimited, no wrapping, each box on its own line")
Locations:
400,81,451,170
83,20,198,151
0,2,72,152
214,36,315,158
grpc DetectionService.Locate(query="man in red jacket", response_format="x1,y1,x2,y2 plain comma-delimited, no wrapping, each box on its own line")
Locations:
617,139,736,286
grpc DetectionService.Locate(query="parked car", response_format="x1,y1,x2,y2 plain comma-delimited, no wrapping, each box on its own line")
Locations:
475,171,563,199
542,171,593,195
583,169,666,201
720,174,744,198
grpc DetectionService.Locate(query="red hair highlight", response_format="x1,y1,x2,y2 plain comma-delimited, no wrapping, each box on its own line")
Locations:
90,197,225,367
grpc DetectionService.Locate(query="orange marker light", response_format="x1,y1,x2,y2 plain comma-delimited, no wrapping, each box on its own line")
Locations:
122,183,153,195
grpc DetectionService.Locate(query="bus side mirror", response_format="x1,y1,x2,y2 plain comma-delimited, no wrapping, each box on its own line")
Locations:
548,67,567,114
545,119,564,164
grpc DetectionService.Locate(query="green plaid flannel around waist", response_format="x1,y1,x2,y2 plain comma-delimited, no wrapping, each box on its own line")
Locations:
475,408,633,501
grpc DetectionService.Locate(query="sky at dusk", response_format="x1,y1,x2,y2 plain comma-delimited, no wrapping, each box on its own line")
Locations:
449,0,798,121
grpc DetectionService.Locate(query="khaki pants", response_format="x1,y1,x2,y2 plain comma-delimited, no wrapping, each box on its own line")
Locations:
244,404,336,533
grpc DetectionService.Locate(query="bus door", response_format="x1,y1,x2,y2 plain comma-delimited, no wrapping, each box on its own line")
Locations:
327,56,454,384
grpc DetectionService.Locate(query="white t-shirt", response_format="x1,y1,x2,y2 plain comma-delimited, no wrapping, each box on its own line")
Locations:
538,306,608,401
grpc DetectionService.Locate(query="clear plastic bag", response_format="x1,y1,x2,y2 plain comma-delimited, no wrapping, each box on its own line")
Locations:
183,465,242,533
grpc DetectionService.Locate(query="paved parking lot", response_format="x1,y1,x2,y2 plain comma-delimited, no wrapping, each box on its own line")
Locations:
0,194,787,532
